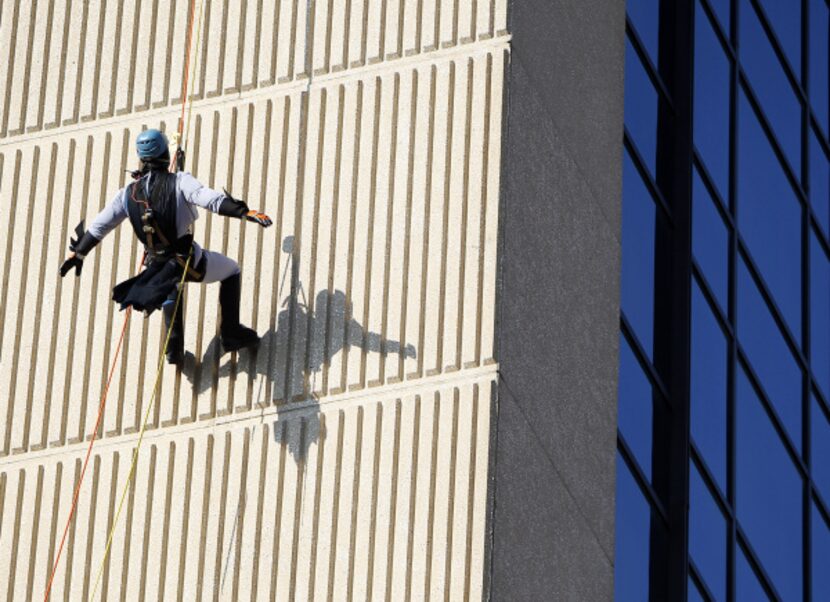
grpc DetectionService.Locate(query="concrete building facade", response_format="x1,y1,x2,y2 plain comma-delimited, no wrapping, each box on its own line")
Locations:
0,1,628,600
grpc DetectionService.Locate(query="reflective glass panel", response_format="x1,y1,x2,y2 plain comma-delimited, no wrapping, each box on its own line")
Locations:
813,505,830,600
736,544,771,601
813,232,830,398
615,453,653,601
627,0,660,64
625,38,660,176
622,150,657,357
692,167,729,311
618,333,654,479
737,259,802,447
811,0,829,135
694,0,731,199
811,128,830,237
691,280,728,491
738,91,802,343
757,0,801,72
740,0,802,171
812,395,830,503
689,461,727,601
736,367,803,601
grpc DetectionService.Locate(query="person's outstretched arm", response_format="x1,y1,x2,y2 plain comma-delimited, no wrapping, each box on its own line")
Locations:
59,189,128,277
178,173,272,227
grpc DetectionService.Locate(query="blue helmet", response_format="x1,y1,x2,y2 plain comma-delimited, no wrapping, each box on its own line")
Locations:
135,129,169,161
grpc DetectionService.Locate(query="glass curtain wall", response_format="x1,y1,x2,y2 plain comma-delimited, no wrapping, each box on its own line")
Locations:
617,0,830,600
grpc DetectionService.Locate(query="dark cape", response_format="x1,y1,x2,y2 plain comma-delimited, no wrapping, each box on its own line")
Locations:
112,258,185,314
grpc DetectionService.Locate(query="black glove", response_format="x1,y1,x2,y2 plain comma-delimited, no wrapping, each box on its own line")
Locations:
245,210,273,227
59,220,100,278
60,255,83,277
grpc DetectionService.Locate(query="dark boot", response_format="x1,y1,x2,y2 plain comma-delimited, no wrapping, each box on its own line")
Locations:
219,273,259,353
162,298,185,365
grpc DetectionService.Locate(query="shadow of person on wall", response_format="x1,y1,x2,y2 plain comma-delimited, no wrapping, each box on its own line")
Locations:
180,235,416,462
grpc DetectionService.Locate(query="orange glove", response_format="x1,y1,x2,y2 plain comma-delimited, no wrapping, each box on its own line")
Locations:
245,210,272,227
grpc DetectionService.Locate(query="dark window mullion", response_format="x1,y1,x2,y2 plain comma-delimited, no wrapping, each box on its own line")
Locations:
735,347,810,480
692,260,733,339
735,525,786,601
692,150,736,230
624,130,676,223
747,0,808,106
621,312,673,405
812,484,830,529
651,1,696,599
727,1,741,597
736,239,808,371
738,73,805,202
626,17,677,113
801,0,812,598
691,441,735,521
618,430,672,525
689,559,718,602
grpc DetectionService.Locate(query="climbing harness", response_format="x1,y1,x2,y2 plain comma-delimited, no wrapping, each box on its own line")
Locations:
42,0,205,599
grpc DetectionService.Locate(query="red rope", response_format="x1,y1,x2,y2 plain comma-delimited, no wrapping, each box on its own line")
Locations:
43,1,199,597
170,0,198,172
41,303,132,601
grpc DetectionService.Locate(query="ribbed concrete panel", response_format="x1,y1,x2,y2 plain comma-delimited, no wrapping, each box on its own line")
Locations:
0,46,505,456
0,375,493,601
0,1,507,599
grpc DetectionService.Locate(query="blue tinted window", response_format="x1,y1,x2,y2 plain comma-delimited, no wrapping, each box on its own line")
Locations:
736,544,771,601
811,129,830,236
627,0,660,64
813,505,830,599
622,150,657,357
625,39,660,175
757,0,801,72
811,0,829,135
740,0,802,171
619,334,654,479
615,453,653,601
691,280,728,491
689,462,727,601
813,232,830,398
736,367,803,601
693,168,729,311
738,92,802,342
812,395,830,503
738,259,802,447
694,1,731,199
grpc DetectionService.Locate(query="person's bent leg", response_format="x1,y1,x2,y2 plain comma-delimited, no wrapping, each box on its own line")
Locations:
200,249,259,352
162,288,185,365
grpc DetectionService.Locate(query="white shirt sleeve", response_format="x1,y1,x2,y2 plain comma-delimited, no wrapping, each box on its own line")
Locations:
87,188,128,240
177,172,226,213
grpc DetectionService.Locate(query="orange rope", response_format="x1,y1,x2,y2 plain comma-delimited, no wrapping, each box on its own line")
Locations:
41,295,134,602
170,0,199,171
43,1,200,598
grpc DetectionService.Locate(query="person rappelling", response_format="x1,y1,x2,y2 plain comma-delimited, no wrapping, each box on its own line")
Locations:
59,128,273,366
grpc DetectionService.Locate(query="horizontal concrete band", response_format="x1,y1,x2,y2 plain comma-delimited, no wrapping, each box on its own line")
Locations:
0,365,497,469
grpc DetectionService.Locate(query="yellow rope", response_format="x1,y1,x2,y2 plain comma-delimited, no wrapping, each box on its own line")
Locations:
88,0,206,595
182,0,206,157
87,254,191,602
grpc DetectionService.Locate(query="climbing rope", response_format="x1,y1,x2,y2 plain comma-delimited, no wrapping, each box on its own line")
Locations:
87,254,192,602
42,0,204,599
